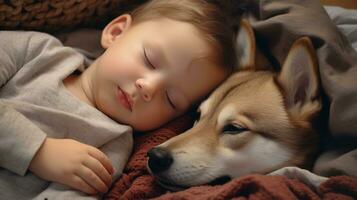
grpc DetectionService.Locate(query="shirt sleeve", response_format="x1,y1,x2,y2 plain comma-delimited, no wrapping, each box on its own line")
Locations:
0,31,62,176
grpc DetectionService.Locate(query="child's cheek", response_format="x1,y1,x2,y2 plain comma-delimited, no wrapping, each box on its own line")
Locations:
100,52,122,73
99,47,142,83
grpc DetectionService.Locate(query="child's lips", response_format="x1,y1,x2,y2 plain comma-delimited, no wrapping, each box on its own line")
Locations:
116,86,133,111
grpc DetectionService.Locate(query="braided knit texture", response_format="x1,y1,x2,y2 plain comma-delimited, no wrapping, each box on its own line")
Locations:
0,0,145,31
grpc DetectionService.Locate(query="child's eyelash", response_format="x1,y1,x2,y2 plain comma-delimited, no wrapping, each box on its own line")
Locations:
143,48,156,69
166,91,176,110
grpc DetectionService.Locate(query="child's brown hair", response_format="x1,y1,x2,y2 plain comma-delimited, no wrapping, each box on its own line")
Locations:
130,0,243,74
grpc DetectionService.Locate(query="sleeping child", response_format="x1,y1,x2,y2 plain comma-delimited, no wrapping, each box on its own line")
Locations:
0,0,240,199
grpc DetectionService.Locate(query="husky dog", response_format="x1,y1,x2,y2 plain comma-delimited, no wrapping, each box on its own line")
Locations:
147,21,321,190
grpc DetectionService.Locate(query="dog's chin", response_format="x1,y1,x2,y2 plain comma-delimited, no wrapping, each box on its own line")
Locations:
147,165,187,191
153,175,232,191
147,163,231,191
155,177,187,191
208,175,232,186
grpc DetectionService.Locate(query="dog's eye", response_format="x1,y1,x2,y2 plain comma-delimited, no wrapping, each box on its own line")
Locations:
222,123,247,135
193,110,201,125
195,110,201,121
196,110,201,120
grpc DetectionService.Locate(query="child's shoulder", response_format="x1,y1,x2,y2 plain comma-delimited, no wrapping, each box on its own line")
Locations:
0,30,62,47
0,31,69,65
1,30,54,39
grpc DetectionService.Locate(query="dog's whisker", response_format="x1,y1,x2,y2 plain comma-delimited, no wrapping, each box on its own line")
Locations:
175,150,188,155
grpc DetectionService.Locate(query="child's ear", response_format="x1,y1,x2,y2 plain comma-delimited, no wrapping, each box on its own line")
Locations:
277,37,320,120
235,19,256,70
101,14,132,49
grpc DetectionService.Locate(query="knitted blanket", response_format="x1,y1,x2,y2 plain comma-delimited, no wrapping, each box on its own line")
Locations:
104,114,357,200
0,0,145,31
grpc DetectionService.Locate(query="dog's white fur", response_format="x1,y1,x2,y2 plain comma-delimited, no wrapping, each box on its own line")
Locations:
148,20,321,189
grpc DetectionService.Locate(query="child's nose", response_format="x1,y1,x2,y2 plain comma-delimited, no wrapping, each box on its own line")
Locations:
135,77,161,102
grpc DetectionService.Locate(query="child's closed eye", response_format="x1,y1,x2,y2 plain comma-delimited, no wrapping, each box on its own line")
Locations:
166,91,176,110
143,46,175,110
143,47,156,69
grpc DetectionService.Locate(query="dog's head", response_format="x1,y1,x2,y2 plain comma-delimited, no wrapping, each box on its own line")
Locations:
147,21,321,190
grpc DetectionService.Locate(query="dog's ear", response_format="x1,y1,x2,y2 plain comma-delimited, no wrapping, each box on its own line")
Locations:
236,20,256,69
277,37,320,120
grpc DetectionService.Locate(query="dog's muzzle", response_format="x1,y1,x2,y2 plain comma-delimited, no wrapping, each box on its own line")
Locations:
147,147,173,174
147,147,232,191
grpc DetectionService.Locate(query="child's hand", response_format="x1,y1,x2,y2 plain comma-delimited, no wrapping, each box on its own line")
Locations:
29,138,115,194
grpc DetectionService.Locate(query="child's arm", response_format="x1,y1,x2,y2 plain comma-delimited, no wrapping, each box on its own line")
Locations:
0,31,114,194
0,31,49,176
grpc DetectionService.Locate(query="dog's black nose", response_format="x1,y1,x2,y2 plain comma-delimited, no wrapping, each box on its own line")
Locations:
147,147,173,174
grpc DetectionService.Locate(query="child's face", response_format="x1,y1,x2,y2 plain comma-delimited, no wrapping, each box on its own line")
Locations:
90,15,226,131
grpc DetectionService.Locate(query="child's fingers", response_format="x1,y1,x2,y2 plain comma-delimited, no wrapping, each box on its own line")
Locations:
87,147,115,174
83,156,112,187
69,175,98,195
75,165,108,193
